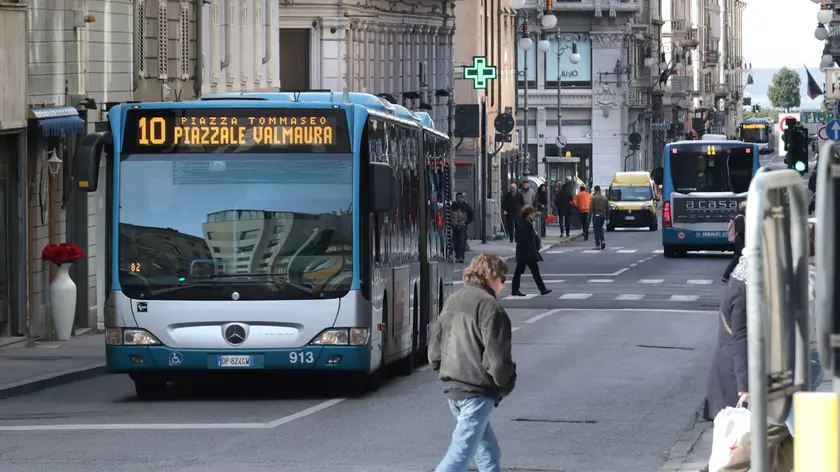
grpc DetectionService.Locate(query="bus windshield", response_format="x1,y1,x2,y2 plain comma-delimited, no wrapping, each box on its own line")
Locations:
117,153,354,301
669,146,753,194
739,125,769,143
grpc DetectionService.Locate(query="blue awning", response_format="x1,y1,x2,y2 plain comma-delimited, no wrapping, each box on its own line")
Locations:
28,106,86,137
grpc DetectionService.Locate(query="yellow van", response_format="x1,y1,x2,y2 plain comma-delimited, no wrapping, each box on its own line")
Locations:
607,171,659,231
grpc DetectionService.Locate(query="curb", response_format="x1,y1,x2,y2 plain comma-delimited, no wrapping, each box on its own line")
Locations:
0,363,107,400
658,406,711,472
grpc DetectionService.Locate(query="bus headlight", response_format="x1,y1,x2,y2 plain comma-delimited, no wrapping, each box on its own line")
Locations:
106,328,161,346
309,328,370,346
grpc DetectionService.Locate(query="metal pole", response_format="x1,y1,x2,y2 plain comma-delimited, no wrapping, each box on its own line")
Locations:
523,41,529,177
481,97,488,244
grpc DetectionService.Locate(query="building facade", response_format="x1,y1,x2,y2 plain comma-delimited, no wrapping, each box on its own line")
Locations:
514,0,664,189
450,0,518,231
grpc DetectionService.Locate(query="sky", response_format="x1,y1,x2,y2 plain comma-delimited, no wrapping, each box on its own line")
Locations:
742,0,823,69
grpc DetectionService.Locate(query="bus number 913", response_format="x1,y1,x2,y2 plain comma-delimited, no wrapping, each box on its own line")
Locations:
289,352,315,364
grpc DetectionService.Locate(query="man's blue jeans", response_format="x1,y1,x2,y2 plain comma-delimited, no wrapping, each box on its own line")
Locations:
435,396,501,472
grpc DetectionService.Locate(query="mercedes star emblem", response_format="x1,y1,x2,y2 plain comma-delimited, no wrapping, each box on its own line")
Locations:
223,323,248,345
231,291,240,301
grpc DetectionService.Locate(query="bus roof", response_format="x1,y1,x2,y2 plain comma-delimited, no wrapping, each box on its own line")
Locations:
668,139,750,145
195,91,449,133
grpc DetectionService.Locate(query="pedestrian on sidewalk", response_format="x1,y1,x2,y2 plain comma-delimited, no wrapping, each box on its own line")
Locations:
536,184,548,237
428,254,517,472
589,186,610,250
721,201,746,283
501,184,525,243
553,181,573,238
572,186,592,241
519,178,536,206
510,205,552,297
703,253,794,472
451,192,475,264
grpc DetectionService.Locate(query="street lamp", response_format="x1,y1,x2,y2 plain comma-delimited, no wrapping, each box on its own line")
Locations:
509,0,526,9
46,150,63,176
812,0,823,4
519,23,534,176
541,12,557,29
817,8,834,26
537,38,551,53
570,43,581,64
816,23,829,41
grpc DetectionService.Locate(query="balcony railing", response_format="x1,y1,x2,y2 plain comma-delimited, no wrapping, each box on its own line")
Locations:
713,84,730,97
628,86,651,108
667,76,692,94
522,0,641,11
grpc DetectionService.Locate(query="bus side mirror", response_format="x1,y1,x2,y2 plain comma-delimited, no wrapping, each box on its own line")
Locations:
370,162,396,212
73,131,112,192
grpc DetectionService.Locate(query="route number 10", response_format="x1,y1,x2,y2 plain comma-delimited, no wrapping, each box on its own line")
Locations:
137,117,167,145
289,351,314,364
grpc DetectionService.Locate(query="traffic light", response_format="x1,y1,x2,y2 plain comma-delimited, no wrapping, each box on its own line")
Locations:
786,124,809,175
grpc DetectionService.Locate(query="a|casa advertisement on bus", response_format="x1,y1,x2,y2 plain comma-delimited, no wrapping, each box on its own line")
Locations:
660,140,760,258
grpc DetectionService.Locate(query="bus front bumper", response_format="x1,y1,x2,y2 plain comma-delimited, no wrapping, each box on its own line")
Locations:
663,227,734,250
106,344,372,374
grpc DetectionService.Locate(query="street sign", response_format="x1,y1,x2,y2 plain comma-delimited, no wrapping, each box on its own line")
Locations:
493,113,515,134
628,132,642,145
651,123,671,131
826,119,840,141
463,56,497,90
780,115,797,132
819,126,829,141
556,134,567,148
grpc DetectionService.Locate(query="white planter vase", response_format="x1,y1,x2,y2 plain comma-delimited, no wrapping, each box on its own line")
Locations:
49,263,77,341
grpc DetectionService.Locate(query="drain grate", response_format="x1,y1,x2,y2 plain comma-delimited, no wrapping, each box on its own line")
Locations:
512,418,596,424
636,344,695,351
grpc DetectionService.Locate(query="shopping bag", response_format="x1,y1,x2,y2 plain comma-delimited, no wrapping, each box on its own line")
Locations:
709,397,751,472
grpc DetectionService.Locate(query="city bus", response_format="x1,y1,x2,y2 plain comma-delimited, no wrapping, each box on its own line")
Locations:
661,139,760,257
738,117,776,154
72,91,454,398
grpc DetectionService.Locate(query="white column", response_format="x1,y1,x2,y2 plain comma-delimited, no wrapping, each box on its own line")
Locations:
429,25,439,108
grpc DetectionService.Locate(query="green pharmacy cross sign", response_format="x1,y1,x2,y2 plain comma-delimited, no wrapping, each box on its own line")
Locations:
463,56,497,90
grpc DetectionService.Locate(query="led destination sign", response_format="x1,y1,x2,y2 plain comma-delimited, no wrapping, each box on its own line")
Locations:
122,108,351,154
741,124,765,129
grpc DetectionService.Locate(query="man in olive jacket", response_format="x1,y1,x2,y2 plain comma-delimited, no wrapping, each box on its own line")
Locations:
429,254,516,472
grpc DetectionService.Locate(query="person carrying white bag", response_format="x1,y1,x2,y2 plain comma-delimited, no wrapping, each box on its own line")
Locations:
708,396,750,472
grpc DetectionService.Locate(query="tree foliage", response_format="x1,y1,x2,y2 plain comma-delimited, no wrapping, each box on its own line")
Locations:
767,67,801,111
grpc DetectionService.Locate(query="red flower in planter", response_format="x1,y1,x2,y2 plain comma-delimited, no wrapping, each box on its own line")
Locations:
41,242,86,265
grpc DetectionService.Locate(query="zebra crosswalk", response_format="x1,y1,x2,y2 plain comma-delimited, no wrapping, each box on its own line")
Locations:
456,278,720,286
502,292,706,302
541,248,731,255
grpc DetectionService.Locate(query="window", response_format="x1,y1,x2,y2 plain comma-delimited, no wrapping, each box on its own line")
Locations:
545,34,592,88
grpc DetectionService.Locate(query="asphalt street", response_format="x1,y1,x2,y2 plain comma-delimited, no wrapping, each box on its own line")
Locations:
0,225,732,472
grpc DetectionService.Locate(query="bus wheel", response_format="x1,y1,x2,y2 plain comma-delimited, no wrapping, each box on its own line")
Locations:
134,379,167,400
349,370,381,394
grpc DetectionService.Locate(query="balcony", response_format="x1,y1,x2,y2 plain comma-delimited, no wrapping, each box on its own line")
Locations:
713,84,730,98
521,0,641,13
667,76,692,95
628,86,651,108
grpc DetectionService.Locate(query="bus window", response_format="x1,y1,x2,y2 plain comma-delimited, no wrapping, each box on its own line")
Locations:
669,147,754,194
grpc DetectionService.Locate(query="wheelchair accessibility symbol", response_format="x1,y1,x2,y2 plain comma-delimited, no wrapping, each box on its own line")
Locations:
168,351,183,366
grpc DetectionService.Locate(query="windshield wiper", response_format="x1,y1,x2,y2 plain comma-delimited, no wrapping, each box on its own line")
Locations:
147,280,228,297
204,273,315,295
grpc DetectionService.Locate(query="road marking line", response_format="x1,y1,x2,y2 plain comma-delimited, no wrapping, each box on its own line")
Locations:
587,279,614,283
669,295,700,302
546,308,717,314
639,279,665,284
524,309,562,324
653,249,664,254
502,293,539,300
637,259,647,263
616,294,645,301
558,293,592,300
616,249,637,253
512,327,521,332
454,280,464,285
519,267,629,277
581,250,601,254
544,250,566,254
687,279,714,285
0,398,347,432
629,263,638,267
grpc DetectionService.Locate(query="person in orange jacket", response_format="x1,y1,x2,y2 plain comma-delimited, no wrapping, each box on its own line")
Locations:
572,186,592,241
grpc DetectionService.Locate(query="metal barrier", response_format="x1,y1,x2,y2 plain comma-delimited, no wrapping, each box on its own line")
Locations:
744,167,811,471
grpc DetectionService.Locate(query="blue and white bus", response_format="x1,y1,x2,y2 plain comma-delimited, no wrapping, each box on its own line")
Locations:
73,92,454,398
738,117,776,154
661,139,760,258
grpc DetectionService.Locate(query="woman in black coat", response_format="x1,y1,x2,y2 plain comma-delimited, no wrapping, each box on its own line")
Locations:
510,205,552,297
703,255,748,421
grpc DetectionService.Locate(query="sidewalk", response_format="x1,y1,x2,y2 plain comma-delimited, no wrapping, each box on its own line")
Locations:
464,223,584,260
0,330,105,399
660,378,835,471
